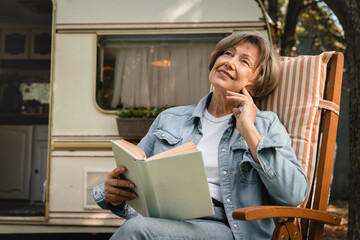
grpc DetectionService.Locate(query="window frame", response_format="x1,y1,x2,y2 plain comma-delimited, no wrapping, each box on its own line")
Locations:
95,32,230,112
93,28,242,114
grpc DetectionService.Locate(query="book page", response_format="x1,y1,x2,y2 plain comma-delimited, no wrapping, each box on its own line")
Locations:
147,142,198,161
140,151,214,220
113,139,146,160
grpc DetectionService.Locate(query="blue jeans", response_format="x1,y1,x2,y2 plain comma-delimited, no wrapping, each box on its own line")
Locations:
110,206,234,240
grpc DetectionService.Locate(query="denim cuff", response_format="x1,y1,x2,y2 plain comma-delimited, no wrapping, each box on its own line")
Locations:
253,136,283,179
240,136,282,178
92,183,109,209
92,183,129,217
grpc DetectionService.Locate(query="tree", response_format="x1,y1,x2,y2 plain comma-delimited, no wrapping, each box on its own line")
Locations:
280,0,304,55
297,2,345,54
262,0,345,55
321,1,360,238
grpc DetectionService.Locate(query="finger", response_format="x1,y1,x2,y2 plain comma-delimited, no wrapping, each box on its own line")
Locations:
105,191,136,203
226,90,243,97
115,178,136,188
109,166,127,179
105,185,138,199
232,108,241,117
226,89,254,105
226,95,247,101
105,192,132,202
105,177,135,189
226,90,248,102
241,88,254,102
226,94,247,104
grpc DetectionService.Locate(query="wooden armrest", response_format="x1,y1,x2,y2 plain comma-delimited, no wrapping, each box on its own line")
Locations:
232,206,341,225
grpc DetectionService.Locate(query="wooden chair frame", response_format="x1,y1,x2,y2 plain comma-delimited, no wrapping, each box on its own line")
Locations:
232,52,344,240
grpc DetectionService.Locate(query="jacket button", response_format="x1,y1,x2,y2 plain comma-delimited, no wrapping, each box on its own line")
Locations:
233,224,238,228
161,134,165,137
221,148,226,152
226,198,231,203
223,171,227,175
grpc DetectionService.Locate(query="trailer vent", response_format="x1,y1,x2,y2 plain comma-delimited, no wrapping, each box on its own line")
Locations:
84,169,111,209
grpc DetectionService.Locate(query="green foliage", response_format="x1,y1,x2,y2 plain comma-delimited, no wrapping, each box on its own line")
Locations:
297,1,345,54
116,107,167,119
262,0,345,55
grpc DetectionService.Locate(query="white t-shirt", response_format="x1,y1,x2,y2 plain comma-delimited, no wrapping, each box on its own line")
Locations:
197,109,232,203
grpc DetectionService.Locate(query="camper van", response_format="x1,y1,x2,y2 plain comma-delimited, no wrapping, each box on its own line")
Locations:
0,0,270,234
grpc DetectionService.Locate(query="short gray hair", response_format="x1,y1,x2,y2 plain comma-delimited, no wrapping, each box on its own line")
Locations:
209,33,281,99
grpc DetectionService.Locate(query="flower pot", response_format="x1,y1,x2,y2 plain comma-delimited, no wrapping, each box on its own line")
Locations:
116,118,155,138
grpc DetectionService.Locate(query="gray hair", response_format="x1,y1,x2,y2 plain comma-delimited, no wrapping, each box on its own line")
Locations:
209,33,281,99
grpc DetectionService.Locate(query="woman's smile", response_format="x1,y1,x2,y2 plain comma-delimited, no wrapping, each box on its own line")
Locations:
218,69,234,80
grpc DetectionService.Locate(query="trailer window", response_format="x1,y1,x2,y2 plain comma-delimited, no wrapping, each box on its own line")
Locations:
96,34,226,110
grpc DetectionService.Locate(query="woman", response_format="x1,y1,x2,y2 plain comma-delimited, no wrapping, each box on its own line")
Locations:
93,33,308,240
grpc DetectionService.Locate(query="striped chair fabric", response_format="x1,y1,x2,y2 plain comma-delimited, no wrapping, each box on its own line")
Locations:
256,51,338,205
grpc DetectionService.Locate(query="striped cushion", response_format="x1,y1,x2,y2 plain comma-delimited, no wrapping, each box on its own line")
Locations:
256,52,335,201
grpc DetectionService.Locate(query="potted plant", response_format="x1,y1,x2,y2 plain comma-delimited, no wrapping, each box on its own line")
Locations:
116,107,166,138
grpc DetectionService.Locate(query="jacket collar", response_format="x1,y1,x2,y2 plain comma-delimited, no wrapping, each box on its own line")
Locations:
190,92,212,122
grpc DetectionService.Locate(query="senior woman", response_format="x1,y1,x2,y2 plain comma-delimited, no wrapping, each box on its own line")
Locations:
92,33,308,240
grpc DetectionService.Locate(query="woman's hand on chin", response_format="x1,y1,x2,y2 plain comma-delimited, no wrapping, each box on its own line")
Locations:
226,88,261,163
226,88,257,131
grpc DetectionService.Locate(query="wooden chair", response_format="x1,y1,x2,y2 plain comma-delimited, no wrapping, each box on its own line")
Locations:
232,52,344,239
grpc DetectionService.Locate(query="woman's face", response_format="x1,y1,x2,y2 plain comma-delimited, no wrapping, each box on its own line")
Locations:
209,42,261,94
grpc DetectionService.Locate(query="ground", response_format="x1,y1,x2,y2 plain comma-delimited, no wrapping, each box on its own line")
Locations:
323,199,348,240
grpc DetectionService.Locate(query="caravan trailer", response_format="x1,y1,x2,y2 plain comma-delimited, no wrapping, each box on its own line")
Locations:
0,0,271,233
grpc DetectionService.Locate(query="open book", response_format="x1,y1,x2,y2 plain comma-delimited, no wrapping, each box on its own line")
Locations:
111,139,214,220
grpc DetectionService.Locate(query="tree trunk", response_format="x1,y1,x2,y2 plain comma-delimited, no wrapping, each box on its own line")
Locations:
346,28,360,240
323,0,360,239
268,0,280,48
280,0,304,56
268,0,278,25
261,0,280,47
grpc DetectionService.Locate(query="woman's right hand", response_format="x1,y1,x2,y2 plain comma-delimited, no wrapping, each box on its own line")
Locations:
104,166,138,206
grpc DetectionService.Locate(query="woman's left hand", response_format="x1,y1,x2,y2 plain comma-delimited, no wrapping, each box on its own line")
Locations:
226,88,261,163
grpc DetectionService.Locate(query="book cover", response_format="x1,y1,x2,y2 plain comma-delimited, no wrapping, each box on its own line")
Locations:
111,139,215,220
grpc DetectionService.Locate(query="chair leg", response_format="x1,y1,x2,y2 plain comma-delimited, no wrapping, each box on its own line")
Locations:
272,220,303,240
285,222,302,239
272,223,290,240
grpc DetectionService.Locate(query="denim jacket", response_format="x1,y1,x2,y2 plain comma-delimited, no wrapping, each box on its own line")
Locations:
93,92,308,240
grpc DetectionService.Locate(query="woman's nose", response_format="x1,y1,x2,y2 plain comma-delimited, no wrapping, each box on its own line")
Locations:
225,57,236,70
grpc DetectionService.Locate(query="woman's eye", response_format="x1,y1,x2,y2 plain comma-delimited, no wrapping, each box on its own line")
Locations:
224,51,232,56
241,60,250,66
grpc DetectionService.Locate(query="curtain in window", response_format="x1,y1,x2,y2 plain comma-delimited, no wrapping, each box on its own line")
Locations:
110,44,214,108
